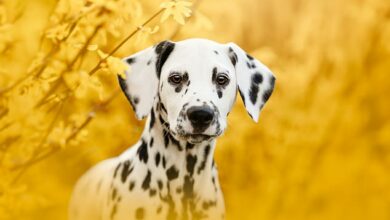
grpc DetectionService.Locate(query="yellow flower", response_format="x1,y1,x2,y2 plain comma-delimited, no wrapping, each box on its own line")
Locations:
97,50,128,79
64,70,104,99
160,0,192,25
135,25,160,46
48,121,72,149
45,23,71,42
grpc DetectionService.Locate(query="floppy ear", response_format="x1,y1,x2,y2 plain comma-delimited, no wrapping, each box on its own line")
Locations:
118,41,175,119
227,42,276,122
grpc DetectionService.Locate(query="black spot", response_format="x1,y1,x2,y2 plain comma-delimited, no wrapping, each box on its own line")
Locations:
263,76,275,103
251,63,257,69
211,176,217,192
149,109,155,130
263,89,273,102
249,73,262,105
197,145,210,174
111,187,117,200
150,188,157,197
137,139,148,163
217,90,222,99
159,115,168,127
110,203,117,219
186,143,194,150
253,72,263,84
249,87,259,105
214,50,219,55
113,162,122,178
121,160,133,183
163,129,169,147
183,175,194,199
133,96,139,104
149,138,154,148
147,59,152,65
186,154,197,176
270,75,276,87
129,181,135,191
126,57,135,64
155,41,175,78
162,156,167,168
155,152,161,167
212,67,217,81
246,53,254,60
142,170,152,190
238,88,246,106
160,103,168,114
157,180,163,190
166,165,179,181
135,207,144,220
228,47,238,66
118,75,135,111
202,200,216,210
157,206,162,214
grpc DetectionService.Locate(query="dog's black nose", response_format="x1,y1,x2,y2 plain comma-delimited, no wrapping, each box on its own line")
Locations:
187,106,214,129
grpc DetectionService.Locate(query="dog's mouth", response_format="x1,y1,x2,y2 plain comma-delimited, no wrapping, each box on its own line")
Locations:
178,132,220,144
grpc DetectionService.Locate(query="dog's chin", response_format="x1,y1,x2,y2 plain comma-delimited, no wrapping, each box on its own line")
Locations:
185,134,215,144
176,132,222,144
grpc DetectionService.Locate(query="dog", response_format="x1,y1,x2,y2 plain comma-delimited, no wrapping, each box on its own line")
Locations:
69,38,275,220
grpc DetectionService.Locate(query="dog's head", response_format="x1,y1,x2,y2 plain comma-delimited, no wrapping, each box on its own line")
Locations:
119,39,275,143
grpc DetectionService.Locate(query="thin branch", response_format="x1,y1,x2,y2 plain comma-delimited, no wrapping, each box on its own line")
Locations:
9,88,120,172
0,6,96,96
88,8,165,76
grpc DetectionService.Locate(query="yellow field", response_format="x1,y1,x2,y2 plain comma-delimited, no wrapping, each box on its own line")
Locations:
0,0,389,219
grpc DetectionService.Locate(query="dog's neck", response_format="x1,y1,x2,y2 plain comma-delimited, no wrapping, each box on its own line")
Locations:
127,101,220,218
138,101,217,175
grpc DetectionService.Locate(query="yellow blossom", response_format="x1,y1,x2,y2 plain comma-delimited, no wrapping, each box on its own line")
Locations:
47,121,72,149
160,0,192,25
97,49,128,79
45,23,71,42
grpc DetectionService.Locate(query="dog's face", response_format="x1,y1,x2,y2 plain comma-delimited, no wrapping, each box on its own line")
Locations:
119,39,275,143
158,41,237,143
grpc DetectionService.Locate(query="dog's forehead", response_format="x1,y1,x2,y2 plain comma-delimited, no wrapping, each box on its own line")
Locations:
163,39,228,72
168,39,222,65
175,38,222,52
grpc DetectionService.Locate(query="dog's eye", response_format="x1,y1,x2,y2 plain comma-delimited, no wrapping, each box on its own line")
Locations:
216,74,229,86
168,74,183,85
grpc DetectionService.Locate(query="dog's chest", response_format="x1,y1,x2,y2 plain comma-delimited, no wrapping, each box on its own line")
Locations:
105,140,224,220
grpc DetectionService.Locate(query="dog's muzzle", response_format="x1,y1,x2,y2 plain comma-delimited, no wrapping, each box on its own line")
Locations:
175,103,221,143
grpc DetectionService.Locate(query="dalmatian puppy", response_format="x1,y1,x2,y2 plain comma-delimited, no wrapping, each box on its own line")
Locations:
69,38,275,220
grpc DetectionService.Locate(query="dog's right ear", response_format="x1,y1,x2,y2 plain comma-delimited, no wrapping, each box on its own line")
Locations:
118,41,175,120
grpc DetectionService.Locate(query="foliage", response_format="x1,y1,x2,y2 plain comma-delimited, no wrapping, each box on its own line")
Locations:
0,0,389,219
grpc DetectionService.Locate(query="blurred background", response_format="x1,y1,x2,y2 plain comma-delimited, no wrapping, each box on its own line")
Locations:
1,0,390,219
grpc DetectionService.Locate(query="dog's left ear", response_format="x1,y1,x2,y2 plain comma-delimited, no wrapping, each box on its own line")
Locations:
226,42,276,122
118,41,175,119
